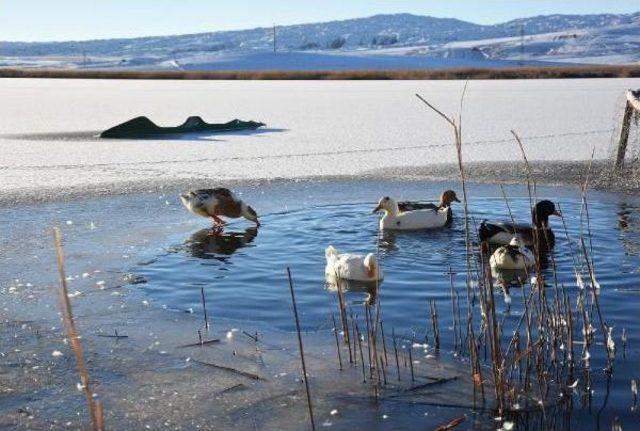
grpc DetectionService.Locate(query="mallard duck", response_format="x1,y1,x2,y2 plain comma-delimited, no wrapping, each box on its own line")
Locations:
180,188,260,228
490,237,535,270
325,246,383,282
373,196,450,230
479,200,560,250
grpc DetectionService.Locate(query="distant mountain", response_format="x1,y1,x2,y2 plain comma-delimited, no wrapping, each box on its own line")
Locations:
1,12,638,69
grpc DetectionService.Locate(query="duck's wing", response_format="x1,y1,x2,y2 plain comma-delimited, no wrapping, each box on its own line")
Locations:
191,188,242,217
397,201,438,212
479,220,534,244
192,188,237,201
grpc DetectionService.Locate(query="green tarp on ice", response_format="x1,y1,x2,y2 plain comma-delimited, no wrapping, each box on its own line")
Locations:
100,116,265,138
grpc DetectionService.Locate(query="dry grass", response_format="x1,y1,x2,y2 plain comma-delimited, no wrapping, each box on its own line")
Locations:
1,65,639,80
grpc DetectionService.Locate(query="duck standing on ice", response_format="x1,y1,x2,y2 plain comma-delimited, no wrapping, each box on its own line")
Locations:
180,188,260,229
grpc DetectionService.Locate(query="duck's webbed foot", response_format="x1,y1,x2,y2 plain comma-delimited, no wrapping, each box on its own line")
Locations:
209,225,224,236
211,216,226,233
212,215,226,225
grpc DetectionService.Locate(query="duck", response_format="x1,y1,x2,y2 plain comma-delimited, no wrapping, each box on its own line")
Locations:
325,246,383,282
372,196,450,230
180,188,260,228
398,190,460,221
490,237,535,270
479,200,560,251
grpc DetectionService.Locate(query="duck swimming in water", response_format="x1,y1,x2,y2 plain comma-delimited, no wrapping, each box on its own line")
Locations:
490,237,535,270
373,196,451,230
479,200,560,251
180,188,260,228
398,190,460,227
325,246,383,282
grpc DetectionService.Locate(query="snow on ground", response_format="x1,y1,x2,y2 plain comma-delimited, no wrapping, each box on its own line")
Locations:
434,24,640,65
175,50,530,71
1,12,639,69
0,78,637,200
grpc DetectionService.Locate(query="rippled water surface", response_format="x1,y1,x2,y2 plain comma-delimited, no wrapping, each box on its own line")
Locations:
137,194,640,335
131,180,640,429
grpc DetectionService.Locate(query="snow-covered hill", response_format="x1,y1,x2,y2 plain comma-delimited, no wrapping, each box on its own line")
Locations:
1,12,638,69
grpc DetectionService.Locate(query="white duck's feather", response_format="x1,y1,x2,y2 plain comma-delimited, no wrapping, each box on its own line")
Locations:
375,197,449,230
490,238,535,270
325,246,382,282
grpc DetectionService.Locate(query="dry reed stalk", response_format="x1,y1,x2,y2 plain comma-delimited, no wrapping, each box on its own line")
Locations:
351,311,358,366
192,359,264,380
416,86,480,393
200,287,209,331
448,267,462,353
331,313,343,371
392,328,401,381
380,354,387,385
286,267,315,430
430,300,441,350
579,238,612,369
379,320,389,366
408,347,415,383
53,227,103,431
355,320,366,383
335,278,353,364
365,304,374,378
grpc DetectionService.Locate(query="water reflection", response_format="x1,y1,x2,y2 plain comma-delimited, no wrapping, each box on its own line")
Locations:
325,276,379,306
617,202,640,255
184,227,258,260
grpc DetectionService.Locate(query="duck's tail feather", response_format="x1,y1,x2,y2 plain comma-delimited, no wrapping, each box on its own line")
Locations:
364,253,377,274
325,245,338,260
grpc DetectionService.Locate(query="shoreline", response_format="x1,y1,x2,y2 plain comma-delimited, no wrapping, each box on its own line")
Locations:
1,159,635,207
1,65,640,80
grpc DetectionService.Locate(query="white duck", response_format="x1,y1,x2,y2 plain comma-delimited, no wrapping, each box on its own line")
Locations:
490,237,535,270
372,196,450,230
180,188,260,228
325,246,383,282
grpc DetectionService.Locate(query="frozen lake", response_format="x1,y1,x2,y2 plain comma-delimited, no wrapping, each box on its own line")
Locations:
0,78,638,201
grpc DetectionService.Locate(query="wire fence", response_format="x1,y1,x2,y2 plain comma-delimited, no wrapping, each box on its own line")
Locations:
0,127,616,171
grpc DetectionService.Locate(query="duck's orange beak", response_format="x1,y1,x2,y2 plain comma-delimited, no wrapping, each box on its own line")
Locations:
372,204,382,214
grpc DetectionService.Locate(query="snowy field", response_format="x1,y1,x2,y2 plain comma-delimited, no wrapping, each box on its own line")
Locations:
0,78,638,200
2,13,638,69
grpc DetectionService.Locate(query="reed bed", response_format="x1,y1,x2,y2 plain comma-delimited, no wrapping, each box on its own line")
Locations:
1,65,640,80
311,87,622,430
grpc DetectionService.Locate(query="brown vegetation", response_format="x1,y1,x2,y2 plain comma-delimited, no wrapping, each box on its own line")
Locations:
1,65,639,80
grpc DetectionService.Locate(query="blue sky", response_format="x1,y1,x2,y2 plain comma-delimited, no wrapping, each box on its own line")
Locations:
1,0,638,42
